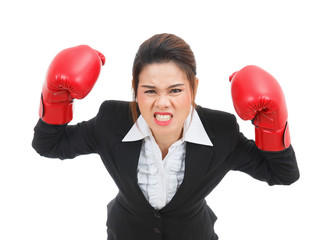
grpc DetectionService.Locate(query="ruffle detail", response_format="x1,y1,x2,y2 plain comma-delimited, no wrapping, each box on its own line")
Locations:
137,138,186,210
165,144,185,203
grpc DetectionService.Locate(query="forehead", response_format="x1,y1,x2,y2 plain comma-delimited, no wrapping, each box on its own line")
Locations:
138,62,189,87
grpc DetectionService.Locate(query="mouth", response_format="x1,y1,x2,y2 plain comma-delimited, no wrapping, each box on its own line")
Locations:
154,112,173,126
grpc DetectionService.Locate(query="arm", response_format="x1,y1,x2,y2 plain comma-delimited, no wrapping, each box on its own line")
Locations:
32,45,105,159
32,117,100,160
228,65,299,185
230,117,299,186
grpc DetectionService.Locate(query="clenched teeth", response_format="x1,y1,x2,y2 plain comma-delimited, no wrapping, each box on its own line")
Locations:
154,114,172,121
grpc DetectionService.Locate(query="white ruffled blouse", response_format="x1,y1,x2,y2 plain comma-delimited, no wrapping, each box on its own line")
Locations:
122,107,213,210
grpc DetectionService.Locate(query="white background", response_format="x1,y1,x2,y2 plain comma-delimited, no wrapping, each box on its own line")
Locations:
1,0,330,239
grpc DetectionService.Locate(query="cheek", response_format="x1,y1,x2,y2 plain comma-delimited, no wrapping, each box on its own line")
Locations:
174,92,193,108
137,93,154,113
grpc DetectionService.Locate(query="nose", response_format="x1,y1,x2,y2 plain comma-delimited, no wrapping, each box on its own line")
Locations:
155,94,171,109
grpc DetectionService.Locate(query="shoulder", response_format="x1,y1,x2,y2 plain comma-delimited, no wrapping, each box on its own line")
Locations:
196,105,237,126
99,100,131,113
96,100,134,126
195,105,238,137
196,106,241,154
97,100,132,118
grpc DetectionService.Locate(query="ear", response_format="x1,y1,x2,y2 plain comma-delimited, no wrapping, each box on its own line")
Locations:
195,77,199,90
194,77,199,97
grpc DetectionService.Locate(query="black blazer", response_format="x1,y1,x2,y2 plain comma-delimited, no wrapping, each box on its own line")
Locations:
32,100,299,240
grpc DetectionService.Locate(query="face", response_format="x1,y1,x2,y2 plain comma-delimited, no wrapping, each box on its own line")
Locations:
137,62,197,141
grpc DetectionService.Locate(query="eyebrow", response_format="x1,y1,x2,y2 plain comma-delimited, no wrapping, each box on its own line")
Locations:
140,83,185,89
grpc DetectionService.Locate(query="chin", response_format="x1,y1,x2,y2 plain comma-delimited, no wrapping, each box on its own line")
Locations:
153,123,182,137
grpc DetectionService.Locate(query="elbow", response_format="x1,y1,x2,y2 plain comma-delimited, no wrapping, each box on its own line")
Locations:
31,140,67,160
285,171,300,185
31,139,45,157
268,170,300,186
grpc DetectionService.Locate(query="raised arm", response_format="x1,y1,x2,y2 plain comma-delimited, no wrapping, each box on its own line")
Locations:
229,65,299,185
32,45,105,159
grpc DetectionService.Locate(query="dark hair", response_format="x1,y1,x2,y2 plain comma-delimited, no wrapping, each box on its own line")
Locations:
130,33,198,122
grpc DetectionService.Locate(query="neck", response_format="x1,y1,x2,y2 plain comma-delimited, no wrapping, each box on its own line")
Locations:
153,129,183,159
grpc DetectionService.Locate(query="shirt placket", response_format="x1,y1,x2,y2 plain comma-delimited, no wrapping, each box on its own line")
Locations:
149,137,167,209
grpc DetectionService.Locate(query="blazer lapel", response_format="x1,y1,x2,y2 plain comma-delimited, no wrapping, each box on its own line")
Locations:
113,140,142,183
113,120,156,210
183,142,215,190
183,105,216,193
113,120,144,198
161,142,214,212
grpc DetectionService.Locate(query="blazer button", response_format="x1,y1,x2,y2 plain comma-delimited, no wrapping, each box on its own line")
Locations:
154,227,160,234
154,213,161,218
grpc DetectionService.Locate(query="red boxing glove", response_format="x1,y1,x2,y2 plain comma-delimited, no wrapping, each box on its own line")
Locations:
229,65,290,151
39,45,106,125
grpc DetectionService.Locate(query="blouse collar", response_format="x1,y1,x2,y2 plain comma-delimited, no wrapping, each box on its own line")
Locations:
122,106,213,146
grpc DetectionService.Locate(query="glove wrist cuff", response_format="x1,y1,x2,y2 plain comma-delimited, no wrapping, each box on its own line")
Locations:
39,94,73,125
255,122,291,151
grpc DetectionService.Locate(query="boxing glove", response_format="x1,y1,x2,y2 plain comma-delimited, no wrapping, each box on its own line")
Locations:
39,45,106,125
229,65,290,151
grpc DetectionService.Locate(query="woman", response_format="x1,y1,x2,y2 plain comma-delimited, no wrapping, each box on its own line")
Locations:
32,33,300,240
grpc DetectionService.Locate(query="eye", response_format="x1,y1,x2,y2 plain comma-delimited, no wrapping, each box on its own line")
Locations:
144,90,156,94
170,89,182,94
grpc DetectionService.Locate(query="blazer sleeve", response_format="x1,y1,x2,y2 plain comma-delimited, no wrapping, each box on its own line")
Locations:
31,105,103,160
229,115,300,186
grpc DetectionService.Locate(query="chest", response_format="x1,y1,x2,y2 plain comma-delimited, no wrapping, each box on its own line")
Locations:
102,137,231,212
